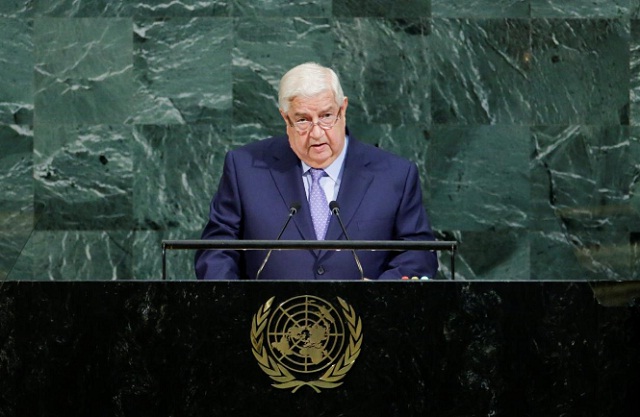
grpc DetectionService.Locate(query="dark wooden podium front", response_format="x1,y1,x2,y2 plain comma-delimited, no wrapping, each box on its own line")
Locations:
1,281,638,416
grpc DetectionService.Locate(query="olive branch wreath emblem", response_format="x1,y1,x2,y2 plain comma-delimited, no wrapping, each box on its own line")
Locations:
250,296,363,393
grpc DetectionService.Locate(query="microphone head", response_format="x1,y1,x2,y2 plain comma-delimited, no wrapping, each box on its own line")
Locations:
289,201,301,215
329,200,340,214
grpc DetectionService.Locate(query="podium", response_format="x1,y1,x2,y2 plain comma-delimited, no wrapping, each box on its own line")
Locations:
1,280,639,416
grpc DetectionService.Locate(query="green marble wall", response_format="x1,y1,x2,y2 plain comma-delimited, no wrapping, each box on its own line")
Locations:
1,0,639,281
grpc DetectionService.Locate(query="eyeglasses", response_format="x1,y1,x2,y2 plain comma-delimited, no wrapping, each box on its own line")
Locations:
288,110,342,133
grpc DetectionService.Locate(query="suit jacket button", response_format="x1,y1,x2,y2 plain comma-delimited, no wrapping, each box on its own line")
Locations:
316,266,325,275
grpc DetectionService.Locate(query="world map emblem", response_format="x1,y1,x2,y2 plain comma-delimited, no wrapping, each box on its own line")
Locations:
250,295,363,392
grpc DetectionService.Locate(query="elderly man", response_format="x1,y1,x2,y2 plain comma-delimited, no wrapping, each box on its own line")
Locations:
195,62,438,280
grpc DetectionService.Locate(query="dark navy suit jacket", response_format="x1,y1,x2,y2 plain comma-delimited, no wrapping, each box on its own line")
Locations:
194,133,438,280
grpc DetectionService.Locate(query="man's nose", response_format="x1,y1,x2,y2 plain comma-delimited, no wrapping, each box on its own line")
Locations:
309,122,324,138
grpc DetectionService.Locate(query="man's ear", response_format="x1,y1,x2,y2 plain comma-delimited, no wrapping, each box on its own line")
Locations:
341,97,348,122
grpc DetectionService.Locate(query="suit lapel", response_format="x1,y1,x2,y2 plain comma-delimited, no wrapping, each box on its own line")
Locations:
323,138,374,246
264,139,317,242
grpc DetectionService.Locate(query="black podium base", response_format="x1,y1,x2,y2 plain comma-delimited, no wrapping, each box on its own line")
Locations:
1,281,639,416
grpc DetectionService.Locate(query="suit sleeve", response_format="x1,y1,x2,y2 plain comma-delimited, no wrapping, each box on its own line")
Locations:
194,151,244,280
377,162,439,280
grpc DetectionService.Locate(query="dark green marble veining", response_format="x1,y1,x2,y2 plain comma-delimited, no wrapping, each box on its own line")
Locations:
531,19,630,125
531,0,630,18
30,0,230,17
0,18,33,124
1,0,639,280
531,229,635,280
234,0,331,17
531,126,639,232
132,124,230,231
447,230,531,280
0,1,33,17
631,20,640,126
426,125,531,231
431,19,531,125
33,124,133,230
432,0,530,18
9,231,133,280
334,18,431,126
34,17,133,125
0,125,33,280
134,228,203,280
132,17,232,124
233,17,333,129
333,0,430,17
530,126,639,280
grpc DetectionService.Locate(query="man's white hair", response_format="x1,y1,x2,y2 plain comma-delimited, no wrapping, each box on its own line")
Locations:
278,62,345,113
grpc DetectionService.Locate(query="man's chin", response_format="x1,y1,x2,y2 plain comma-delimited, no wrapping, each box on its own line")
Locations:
306,150,332,166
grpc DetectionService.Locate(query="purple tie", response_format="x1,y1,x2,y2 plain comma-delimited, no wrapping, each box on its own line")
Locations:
309,168,331,240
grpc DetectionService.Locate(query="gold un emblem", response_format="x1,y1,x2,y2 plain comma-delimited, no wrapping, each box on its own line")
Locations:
250,295,363,393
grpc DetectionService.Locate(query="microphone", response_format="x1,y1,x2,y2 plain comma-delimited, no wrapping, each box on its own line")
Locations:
255,202,300,279
329,201,365,281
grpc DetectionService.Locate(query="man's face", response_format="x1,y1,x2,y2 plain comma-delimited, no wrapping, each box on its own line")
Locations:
280,90,348,169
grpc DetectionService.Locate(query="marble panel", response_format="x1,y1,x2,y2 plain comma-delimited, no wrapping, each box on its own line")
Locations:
632,19,640,125
425,125,531,232
345,123,430,169
333,18,431,126
33,124,133,230
31,0,230,17
432,0,530,18
0,18,34,124
232,17,333,129
333,0,430,18
444,230,531,280
530,125,640,232
132,17,232,125
530,125,639,280
132,124,230,231
233,0,331,17
0,124,33,281
33,0,131,16
575,230,634,279
531,19,630,125
231,122,285,144
134,229,202,280
33,17,133,125
531,0,630,18
633,232,640,277
131,0,230,16
7,230,133,280
431,18,531,125
531,230,634,280
0,0,33,17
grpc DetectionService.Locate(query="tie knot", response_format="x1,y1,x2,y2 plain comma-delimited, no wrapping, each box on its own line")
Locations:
309,168,325,182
